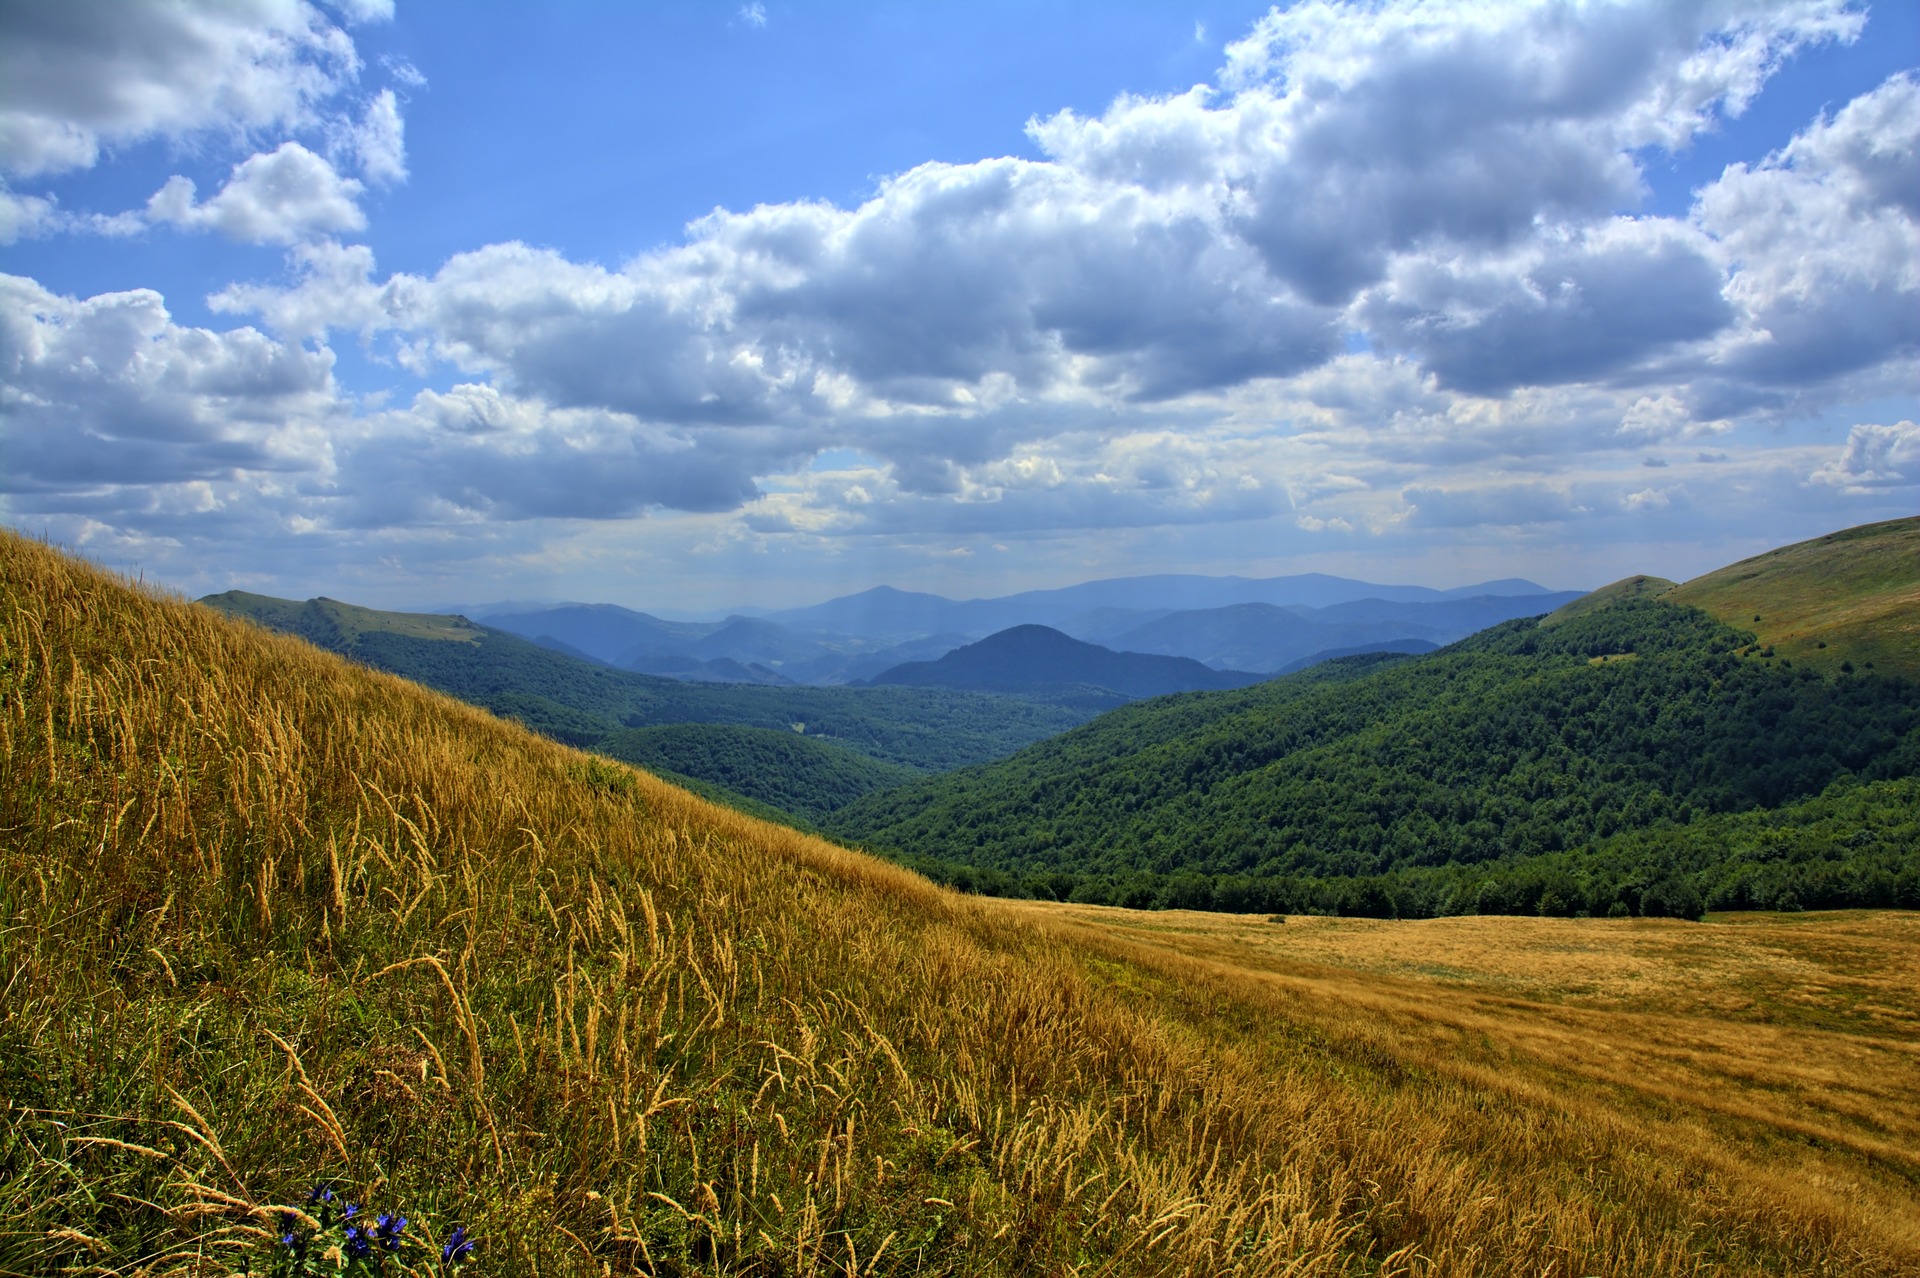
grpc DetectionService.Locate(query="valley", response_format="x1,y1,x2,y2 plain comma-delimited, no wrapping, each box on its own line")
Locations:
829,537,1920,919
204,520,1920,923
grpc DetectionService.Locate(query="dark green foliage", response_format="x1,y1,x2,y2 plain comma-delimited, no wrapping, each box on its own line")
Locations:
830,601,1920,917
883,779,1920,921
597,724,920,821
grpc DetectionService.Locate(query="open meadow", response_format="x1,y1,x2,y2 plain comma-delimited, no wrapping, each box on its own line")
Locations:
1005,901,1920,1264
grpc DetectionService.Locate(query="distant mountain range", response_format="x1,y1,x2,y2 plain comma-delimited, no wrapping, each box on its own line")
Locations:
468,572,1583,686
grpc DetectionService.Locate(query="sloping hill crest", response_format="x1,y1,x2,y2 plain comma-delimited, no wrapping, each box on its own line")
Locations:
1667,516,1920,677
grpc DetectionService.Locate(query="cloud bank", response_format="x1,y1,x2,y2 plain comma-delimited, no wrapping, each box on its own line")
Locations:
1,0,1914,602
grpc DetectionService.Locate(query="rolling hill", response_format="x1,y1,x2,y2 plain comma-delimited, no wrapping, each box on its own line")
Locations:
830,522,1920,917
865,624,1264,707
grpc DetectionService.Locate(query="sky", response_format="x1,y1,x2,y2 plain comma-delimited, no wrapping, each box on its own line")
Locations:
2,0,1916,614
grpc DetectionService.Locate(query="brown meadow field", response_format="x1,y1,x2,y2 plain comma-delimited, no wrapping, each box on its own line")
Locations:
1004,902,1920,1262
4,527,1916,1275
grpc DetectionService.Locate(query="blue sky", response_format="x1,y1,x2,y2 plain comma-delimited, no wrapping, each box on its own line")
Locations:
3,1,1916,611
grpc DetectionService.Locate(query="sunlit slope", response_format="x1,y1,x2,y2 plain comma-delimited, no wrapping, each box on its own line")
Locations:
202,590,492,645
3,530,1911,1275
1666,516,1920,677
1005,901,1920,1259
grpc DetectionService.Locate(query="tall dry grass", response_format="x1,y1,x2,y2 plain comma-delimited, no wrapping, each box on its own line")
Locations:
1,528,1907,1275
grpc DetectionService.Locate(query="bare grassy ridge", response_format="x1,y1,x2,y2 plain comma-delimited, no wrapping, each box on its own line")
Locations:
2,530,1911,1275
1666,516,1920,678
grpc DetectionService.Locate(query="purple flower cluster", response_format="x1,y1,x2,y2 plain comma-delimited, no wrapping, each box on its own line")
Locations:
266,1182,469,1275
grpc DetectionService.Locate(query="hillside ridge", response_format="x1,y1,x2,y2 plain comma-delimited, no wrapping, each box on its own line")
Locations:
1667,515,1920,676
832,521,1920,918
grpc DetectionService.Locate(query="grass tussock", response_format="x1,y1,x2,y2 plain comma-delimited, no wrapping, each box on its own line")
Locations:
2,528,1912,1276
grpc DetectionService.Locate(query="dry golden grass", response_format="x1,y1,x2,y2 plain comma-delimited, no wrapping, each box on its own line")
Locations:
4,527,1914,1275
1004,901,1920,1263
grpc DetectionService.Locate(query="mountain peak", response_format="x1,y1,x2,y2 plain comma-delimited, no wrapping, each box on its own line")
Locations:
867,624,1262,702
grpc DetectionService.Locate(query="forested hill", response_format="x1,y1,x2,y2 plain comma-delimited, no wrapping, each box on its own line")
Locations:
200,591,1088,771
866,624,1264,706
828,594,1920,918
595,723,920,822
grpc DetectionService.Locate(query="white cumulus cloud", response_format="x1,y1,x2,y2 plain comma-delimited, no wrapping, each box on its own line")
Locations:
0,185,61,244
1810,420,1920,489
1693,72,1920,408
0,273,339,500
146,142,368,245
0,0,377,178
346,88,407,183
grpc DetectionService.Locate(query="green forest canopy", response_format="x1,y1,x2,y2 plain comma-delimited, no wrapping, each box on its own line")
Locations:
828,598,1919,919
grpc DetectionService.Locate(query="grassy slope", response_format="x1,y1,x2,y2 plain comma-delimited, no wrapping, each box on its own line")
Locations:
6,532,1910,1274
1666,516,1920,678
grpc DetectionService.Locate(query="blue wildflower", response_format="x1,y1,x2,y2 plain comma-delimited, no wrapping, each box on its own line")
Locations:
344,1225,372,1260
442,1224,473,1264
306,1183,336,1229
377,1213,407,1251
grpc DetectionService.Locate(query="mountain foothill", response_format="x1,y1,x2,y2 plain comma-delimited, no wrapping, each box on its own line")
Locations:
829,519,1919,918
198,518,1917,922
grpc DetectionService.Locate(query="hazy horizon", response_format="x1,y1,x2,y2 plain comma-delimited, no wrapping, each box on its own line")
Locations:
5,1,1915,612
